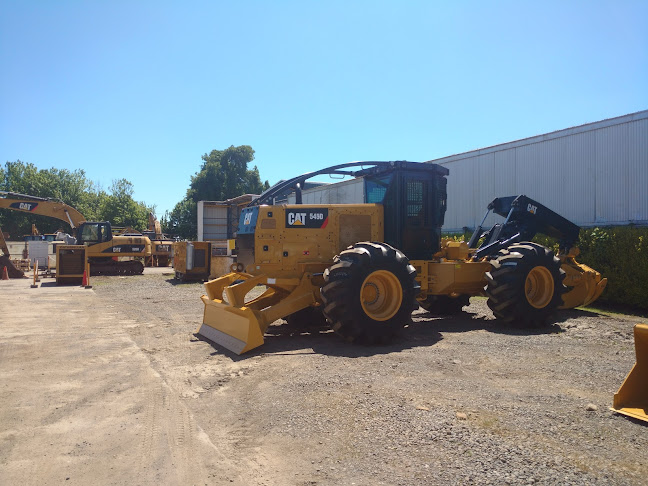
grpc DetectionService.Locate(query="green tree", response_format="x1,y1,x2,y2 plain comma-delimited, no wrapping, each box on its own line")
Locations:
0,161,151,237
163,199,197,239
165,145,269,238
187,145,266,201
99,179,151,230
0,161,96,236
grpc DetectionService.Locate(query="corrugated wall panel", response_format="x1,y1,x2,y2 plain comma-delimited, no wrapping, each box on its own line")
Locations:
556,130,597,225
444,157,478,230
493,149,516,202
288,178,365,204
440,112,648,231
595,123,629,224
203,205,229,240
626,118,648,223
476,153,496,228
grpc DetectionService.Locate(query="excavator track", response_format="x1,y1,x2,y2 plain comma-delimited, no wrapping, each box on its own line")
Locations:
90,259,144,276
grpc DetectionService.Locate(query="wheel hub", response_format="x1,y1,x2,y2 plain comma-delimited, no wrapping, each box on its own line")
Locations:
362,282,380,305
361,270,403,321
525,266,555,309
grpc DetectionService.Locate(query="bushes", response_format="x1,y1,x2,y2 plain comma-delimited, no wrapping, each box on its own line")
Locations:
535,226,648,310
575,226,648,310
444,226,648,311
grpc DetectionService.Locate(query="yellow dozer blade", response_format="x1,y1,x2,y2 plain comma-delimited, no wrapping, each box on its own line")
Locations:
559,253,608,309
198,271,319,355
612,324,648,423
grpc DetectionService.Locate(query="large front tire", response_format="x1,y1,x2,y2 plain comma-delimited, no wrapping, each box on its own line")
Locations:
321,242,419,345
485,242,566,327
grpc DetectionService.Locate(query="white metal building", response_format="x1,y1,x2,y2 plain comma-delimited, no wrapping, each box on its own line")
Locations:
288,110,648,232
286,177,365,205
438,110,648,232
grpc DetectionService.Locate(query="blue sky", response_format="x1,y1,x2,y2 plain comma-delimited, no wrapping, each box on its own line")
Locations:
1,1,647,217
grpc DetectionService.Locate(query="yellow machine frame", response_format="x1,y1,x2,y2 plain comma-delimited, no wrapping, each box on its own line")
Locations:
198,161,608,355
200,204,608,355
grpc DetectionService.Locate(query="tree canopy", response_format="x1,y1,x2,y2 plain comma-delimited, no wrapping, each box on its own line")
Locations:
2,144,269,241
0,160,152,238
163,145,269,238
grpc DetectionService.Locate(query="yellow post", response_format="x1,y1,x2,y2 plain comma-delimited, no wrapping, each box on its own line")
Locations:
84,261,92,289
31,259,39,288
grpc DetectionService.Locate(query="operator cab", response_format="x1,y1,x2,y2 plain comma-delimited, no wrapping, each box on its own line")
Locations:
364,164,448,260
78,222,113,245
240,161,449,261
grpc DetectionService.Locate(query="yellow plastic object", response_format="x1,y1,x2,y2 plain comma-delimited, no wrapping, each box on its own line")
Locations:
612,324,648,422
559,252,608,309
198,271,320,355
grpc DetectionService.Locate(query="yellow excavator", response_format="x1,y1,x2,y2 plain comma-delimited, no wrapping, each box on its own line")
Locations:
198,161,607,354
0,191,151,275
143,213,173,267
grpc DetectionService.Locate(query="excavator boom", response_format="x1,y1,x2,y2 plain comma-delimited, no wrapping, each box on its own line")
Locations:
0,191,86,228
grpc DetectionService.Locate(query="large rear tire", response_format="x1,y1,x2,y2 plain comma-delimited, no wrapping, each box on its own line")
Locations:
485,242,565,327
321,242,419,345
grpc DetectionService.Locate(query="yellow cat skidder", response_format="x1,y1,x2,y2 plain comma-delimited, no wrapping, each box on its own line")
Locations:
199,161,606,354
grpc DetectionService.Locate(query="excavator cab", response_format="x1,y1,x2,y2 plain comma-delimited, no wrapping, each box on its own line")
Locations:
78,222,113,245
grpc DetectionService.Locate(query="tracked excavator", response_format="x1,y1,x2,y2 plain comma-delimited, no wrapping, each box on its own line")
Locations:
0,191,151,275
198,161,607,354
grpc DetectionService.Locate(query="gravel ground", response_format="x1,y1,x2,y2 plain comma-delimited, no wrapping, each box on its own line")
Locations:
89,270,647,485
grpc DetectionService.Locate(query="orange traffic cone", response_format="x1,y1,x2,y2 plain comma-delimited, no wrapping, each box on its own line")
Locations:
82,264,92,289
2,266,8,280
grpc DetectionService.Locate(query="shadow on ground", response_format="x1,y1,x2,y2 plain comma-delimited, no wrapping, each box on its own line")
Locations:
194,305,606,360
180,285,637,361
166,278,207,287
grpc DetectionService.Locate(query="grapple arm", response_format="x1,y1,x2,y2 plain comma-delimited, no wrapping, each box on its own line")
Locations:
470,195,581,259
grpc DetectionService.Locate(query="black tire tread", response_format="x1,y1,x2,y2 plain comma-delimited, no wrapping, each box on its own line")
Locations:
321,241,419,345
485,242,566,327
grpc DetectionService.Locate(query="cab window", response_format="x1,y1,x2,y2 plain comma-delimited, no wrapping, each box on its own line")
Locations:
80,224,100,243
99,224,112,242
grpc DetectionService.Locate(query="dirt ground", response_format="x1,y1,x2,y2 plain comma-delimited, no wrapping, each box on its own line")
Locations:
1,269,646,485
